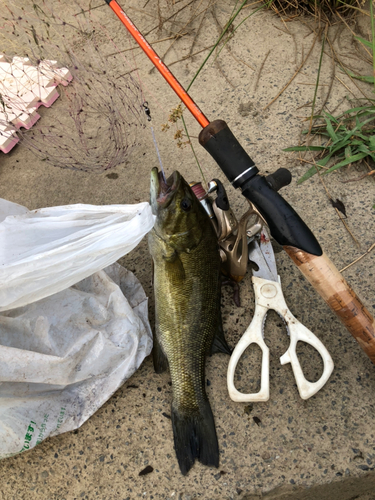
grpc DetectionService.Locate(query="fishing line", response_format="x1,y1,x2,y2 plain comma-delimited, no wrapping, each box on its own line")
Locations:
127,26,146,104
89,8,170,182
151,126,167,182
143,101,167,182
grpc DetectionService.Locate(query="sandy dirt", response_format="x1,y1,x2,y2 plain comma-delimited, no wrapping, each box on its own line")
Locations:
0,0,375,499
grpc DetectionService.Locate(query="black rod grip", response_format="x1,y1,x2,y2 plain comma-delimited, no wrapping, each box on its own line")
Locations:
199,120,258,187
241,176,322,255
199,120,322,256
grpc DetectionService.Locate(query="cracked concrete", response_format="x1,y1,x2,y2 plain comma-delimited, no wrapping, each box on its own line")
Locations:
0,0,374,498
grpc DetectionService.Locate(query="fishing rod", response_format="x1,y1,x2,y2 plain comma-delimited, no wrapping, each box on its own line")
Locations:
104,0,375,364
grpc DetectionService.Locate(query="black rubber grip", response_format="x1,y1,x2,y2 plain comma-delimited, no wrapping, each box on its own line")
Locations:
199,120,322,255
241,176,322,255
212,179,230,210
199,120,258,188
265,168,292,192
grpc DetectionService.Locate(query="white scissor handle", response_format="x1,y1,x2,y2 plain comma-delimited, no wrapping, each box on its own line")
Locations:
227,296,270,402
279,306,334,400
227,276,334,402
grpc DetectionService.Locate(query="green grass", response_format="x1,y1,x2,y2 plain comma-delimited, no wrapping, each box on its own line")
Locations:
267,0,362,17
284,105,375,184
284,0,375,210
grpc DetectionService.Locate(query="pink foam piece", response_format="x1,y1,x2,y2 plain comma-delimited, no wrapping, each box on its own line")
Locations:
37,86,60,107
13,111,41,130
40,91,60,108
0,55,73,154
0,135,19,154
0,123,20,153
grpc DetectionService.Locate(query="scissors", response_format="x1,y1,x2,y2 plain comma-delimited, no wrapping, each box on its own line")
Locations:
227,204,334,402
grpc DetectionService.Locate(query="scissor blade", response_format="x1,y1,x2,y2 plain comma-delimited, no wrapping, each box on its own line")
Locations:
248,227,278,282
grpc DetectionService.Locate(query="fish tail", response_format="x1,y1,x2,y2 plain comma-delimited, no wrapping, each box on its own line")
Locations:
171,401,219,475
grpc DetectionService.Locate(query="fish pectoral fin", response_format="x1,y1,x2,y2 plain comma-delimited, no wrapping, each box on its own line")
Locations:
171,400,219,475
210,308,232,356
162,247,178,262
164,253,186,281
152,332,169,374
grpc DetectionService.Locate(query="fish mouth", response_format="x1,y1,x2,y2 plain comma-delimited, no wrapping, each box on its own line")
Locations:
151,168,181,210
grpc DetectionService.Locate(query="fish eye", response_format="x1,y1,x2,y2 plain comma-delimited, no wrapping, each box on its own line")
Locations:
180,198,192,212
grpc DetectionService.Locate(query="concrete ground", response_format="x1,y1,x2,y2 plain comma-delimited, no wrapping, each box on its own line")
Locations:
0,0,375,498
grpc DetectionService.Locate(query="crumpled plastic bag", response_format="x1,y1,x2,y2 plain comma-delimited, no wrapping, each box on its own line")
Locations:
0,263,153,459
0,198,155,458
0,199,155,311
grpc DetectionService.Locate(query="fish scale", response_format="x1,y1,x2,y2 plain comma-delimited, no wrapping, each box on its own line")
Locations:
154,235,220,410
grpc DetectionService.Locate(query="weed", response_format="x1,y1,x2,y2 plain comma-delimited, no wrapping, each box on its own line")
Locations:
284,105,375,183
284,1,375,196
267,0,361,18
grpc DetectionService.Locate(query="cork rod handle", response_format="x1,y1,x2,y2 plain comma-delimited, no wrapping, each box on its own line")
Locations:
283,247,375,363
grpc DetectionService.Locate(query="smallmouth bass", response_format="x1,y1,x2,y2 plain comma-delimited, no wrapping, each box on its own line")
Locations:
148,168,230,475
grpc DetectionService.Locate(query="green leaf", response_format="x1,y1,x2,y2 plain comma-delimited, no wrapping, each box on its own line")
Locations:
351,108,375,117
323,111,339,124
369,135,375,150
310,36,326,125
303,130,331,138
323,152,368,174
370,0,375,95
317,154,334,167
297,165,322,184
324,115,338,141
346,70,374,84
283,146,327,152
354,36,373,48
360,116,375,128
356,143,370,154
350,140,367,146
351,131,370,141
330,139,352,154
296,152,334,184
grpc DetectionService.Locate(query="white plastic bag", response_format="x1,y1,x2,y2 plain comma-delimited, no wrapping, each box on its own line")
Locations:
0,263,153,459
0,199,155,311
